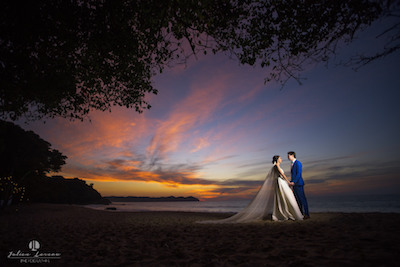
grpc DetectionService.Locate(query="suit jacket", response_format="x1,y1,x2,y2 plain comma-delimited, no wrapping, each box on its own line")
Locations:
291,160,305,186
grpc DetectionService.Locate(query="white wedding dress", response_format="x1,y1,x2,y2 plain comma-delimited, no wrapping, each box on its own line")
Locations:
198,165,303,223
272,166,304,221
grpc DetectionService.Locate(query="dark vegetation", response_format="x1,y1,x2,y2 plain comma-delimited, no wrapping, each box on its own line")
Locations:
25,175,110,205
0,120,109,209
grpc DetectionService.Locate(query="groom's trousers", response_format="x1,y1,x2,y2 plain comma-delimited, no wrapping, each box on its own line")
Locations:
293,186,309,216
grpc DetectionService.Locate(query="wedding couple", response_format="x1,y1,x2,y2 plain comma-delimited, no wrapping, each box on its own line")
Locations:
199,151,309,223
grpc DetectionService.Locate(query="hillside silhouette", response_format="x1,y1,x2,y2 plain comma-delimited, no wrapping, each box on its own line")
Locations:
25,175,110,205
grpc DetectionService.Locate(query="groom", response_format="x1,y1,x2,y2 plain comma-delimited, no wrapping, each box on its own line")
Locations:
288,151,310,219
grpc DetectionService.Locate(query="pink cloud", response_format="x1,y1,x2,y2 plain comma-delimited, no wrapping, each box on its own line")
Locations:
146,73,232,159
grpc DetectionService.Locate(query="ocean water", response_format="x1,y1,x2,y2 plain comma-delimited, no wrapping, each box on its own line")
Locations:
86,194,400,213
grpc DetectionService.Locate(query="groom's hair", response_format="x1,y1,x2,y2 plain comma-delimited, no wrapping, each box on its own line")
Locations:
287,151,296,158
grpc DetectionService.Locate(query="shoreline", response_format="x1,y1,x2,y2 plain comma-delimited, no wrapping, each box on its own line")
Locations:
88,204,400,214
85,198,400,214
1,203,399,266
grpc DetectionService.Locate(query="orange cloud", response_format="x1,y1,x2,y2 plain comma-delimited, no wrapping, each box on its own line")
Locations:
190,137,211,153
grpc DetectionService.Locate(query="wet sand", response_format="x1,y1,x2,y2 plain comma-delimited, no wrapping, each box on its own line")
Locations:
1,203,399,266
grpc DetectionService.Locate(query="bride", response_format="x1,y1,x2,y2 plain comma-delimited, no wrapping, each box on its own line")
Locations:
198,155,303,223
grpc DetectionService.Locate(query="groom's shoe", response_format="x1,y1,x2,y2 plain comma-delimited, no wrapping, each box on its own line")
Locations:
303,215,310,220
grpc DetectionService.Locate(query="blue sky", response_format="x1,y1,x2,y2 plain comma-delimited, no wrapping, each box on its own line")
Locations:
19,17,400,200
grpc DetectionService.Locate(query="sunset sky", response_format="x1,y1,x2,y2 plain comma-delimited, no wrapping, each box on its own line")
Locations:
17,18,400,200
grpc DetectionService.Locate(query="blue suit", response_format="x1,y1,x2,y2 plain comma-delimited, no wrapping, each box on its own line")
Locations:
291,160,309,216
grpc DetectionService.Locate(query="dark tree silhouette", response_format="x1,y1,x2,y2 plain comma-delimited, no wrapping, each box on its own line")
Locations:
0,120,66,182
0,120,66,207
1,0,398,121
0,121,110,207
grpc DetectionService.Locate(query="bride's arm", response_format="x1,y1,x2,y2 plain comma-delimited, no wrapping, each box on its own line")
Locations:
275,166,291,184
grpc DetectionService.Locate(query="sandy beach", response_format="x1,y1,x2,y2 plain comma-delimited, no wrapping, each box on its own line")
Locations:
1,204,399,266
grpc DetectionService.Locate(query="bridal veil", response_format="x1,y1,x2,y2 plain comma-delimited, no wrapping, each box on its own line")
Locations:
198,167,276,224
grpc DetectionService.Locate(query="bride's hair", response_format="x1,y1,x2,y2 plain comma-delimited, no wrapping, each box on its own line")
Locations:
272,155,280,164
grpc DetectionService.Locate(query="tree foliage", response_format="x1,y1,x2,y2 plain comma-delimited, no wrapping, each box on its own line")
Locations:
0,120,67,208
0,0,398,121
0,120,67,181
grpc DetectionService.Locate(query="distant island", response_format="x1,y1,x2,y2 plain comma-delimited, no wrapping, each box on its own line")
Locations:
106,196,199,202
